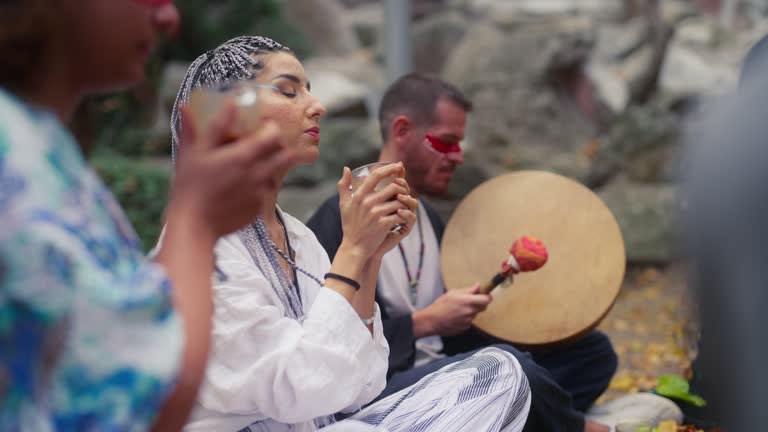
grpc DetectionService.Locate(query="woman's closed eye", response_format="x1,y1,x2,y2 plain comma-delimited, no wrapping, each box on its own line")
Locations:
279,88,297,98
269,80,298,98
270,73,310,99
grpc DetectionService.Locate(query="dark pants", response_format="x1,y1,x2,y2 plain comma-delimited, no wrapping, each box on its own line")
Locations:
374,331,617,432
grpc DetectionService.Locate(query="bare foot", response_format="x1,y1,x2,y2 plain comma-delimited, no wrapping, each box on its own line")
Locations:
584,419,610,432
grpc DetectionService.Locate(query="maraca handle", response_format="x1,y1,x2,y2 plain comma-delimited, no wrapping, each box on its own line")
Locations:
479,273,508,295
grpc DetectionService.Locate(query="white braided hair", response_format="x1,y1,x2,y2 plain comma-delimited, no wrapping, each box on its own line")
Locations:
169,35,290,164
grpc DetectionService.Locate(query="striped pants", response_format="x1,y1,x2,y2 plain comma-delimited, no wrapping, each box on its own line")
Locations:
324,347,531,432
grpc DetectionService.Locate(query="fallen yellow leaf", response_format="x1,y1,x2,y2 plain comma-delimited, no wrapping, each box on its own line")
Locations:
658,420,677,432
609,375,635,392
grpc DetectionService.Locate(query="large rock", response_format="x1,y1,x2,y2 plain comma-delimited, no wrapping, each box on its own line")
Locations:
427,151,590,222
343,0,449,20
411,0,453,20
659,17,742,96
586,97,684,187
454,0,624,20
660,0,697,23
319,119,381,171
586,62,630,113
598,180,679,262
283,0,360,56
278,181,340,223
302,54,386,92
346,2,383,48
442,153,493,202
661,45,737,97
412,11,469,74
588,8,676,111
501,146,593,183
443,19,604,177
302,69,372,118
338,0,376,8
592,17,649,61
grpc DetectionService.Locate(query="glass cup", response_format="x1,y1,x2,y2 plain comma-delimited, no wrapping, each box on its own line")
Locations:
187,81,268,141
350,162,404,232
615,420,653,432
350,162,399,193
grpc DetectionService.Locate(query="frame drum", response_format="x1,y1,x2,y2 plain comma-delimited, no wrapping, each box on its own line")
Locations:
441,171,625,346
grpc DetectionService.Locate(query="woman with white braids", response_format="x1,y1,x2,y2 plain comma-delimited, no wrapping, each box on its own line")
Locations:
168,36,531,432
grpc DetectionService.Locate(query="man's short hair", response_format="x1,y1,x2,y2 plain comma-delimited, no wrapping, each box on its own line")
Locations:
378,73,472,141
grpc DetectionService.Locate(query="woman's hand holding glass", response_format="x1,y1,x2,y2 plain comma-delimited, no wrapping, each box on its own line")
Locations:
168,101,298,239
337,162,417,261
370,176,418,259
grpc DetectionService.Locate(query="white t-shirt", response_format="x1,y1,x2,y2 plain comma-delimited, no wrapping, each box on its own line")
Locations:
378,202,447,367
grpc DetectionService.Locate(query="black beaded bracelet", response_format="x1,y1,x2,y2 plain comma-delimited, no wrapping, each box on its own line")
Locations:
324,272,361,291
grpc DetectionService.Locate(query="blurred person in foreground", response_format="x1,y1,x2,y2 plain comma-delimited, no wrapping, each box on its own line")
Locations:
0,1,302,431
683,33,768,431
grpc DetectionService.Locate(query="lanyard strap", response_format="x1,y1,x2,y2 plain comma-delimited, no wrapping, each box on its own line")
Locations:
397,209,424,305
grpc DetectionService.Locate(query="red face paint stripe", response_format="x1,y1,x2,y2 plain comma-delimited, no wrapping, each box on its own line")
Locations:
425,134,462,154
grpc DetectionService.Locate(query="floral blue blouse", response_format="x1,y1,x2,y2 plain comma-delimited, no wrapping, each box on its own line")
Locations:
0,89,182,431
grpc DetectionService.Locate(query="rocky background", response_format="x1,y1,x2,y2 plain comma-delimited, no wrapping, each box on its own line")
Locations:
91,0,768,263
83,1,765,418
249,0,766,264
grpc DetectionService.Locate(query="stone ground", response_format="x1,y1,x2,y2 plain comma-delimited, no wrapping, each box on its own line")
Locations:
597,263,700,403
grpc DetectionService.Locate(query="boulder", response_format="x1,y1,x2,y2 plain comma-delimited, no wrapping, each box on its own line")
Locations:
346,2,384,48
598,179,679,262
283,0,360,56
412,11,469,74
302,69,372,118
592,18,649,61
586,98,684,188
589,2,676,109
659,17,742,96
586,62,630,113
285,118,381,187
456,0,624,20
302,53,387,92
278,181,340,223
338,0,377,8
443,19,604,176
442,152,493,202
660,0,697,23
320,118,381,170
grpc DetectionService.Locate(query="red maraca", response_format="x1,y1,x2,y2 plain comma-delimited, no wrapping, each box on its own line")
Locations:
478,236,548,294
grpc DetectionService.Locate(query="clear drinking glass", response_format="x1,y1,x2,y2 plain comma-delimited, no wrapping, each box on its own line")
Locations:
350,162,404,231
187,82,273,141
350,162,398,193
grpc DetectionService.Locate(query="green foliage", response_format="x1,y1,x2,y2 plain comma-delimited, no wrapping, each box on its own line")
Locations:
654,374,707,407
92,155,171,252
96,125,165,158
162,0,311,62
87,82,165,157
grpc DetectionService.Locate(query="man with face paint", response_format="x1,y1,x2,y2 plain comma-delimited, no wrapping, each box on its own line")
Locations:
308,74,680,432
